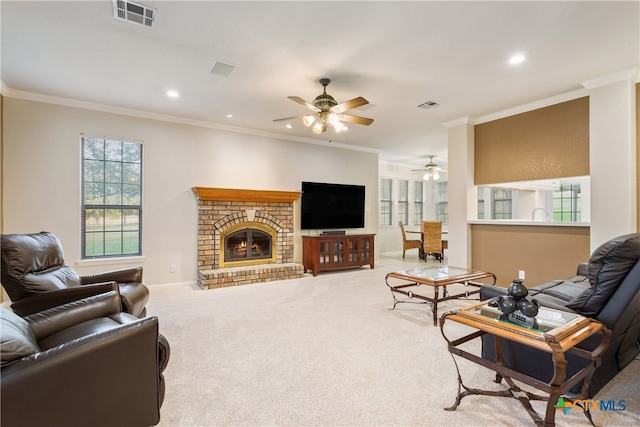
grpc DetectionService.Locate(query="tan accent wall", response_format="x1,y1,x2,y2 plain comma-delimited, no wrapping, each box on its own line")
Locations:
471,224,591,288
472,98,591,287
637,82,640,232
475,97,589,185
1,94,3,303
1,93,3,233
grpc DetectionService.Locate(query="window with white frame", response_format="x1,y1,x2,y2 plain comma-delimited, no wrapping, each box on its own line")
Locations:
435,181,448,225
492,188,512,219
81,137,142,258
398,180,409,226
380,178,392,226
554,184,581,221
477,187,485,219
413,180,423,225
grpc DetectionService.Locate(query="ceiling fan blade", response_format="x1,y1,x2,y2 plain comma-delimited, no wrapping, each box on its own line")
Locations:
338,114,374,126
273,115,306,122
330,97,369,113
288,96,320,112
410,167,447,173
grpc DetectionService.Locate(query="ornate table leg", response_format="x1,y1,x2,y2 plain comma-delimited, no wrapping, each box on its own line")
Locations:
440,314,513,411
432,285,439,326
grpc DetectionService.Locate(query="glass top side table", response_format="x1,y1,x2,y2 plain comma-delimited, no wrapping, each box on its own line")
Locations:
440,301,610,426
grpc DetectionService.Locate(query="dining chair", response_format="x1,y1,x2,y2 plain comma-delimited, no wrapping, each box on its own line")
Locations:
399,221,422,259
421,220,444,262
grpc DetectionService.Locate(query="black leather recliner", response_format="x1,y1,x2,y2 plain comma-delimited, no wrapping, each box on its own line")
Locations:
480,232,640,397
1,286,170,427
1,231,149,317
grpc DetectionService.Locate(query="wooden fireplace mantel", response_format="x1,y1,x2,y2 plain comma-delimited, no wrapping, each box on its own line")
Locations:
192,187,301,203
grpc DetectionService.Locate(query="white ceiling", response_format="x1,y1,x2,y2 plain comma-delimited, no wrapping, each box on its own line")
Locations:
2,1,639,170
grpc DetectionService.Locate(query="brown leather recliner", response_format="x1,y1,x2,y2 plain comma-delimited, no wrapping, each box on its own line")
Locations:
1,286,170,427
1,231,149,317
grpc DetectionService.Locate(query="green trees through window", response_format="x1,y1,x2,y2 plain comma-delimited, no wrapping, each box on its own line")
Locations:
554,184,581,222
82,137,142,258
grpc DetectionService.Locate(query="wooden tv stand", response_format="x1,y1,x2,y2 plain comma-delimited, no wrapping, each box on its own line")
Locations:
302,234,375,276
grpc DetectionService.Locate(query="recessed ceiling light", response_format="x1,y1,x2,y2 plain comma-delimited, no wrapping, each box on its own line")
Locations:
509,54,526,65
166,90,180,98
226,114,233,118
286,124,292,129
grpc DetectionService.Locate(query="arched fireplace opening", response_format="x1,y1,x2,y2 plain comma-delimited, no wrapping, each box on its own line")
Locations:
225,228,272,262
219,222,277,268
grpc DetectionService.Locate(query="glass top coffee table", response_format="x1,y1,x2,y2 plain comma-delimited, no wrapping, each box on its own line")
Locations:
385,266,496,326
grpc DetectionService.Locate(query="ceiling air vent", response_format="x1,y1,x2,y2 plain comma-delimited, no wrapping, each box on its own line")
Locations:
209,61,236,77
113,0,156,27
417,100,441,110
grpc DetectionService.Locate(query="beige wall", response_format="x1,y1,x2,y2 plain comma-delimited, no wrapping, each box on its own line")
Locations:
471,224,591,288
474,97,589,185
2,98,379,286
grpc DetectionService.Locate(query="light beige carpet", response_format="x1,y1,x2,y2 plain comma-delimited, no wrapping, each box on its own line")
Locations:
147,254,640,426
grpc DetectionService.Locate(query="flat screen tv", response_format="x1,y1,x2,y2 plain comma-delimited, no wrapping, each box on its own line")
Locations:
301,181,366,230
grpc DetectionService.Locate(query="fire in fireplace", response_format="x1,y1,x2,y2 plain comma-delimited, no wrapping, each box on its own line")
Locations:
225,228,272,262
219,221,278,268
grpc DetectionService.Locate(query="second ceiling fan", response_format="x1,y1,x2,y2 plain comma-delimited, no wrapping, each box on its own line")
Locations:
274,78,374,134
412,155,447,181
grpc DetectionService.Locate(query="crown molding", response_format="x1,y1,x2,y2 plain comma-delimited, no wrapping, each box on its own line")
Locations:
443,116,475,128
581,67,640,90
474,88,588,125
3,88,380,155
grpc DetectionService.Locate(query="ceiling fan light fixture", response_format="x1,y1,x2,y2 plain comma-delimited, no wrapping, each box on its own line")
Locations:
312,121,324,134
303,114,316,127
274,78,372,135
423,171,440,181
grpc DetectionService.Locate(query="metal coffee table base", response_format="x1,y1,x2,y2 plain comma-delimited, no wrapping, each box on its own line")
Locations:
387,282,479,326
385,267,496,326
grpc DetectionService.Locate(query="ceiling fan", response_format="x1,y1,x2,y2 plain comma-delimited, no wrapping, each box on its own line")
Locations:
273,78,374,134
411,155,447,181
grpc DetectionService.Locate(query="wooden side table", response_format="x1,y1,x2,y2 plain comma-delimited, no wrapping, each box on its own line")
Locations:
440,301,610,426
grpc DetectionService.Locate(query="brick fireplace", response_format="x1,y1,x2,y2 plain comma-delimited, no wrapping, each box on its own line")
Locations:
193,187,305,289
